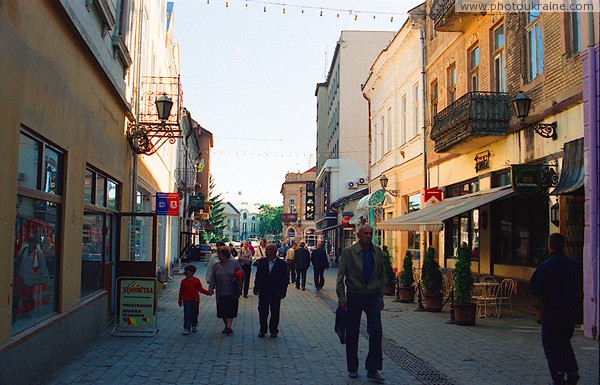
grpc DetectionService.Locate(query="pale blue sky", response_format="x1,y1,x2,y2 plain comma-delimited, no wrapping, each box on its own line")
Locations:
174,0,423,210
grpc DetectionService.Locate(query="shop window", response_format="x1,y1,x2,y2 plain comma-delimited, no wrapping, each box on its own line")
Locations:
82,167,119,297
446,179,480,198
14,131,63,333
493,196,549,266
493,170,511,187
407,231,421,260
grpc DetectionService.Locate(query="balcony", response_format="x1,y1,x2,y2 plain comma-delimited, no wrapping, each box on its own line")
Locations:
430,0,480,32
281,213,298,223
315,211,338,231
430,92,509,153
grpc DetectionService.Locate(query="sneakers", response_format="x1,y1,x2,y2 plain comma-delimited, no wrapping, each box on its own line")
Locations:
367,371,385,383
348,371,358,379
191,327,197,332
183,330,190,335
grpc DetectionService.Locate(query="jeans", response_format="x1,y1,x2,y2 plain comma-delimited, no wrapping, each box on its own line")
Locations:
258,294,282,335
241,263,251,296
542,308,579,379
313,268,325,289
182,300,199,331
296,268,307,289
345,292,382,373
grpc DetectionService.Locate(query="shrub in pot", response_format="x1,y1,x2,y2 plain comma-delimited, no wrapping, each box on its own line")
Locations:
453,242,476,325
398,250,415,302
382,245,396,296
421,246,443,311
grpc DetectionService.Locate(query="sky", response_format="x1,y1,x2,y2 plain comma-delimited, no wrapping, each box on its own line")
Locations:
173,0,423,211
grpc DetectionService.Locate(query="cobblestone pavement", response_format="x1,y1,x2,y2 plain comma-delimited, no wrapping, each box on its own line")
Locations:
44,263,598,385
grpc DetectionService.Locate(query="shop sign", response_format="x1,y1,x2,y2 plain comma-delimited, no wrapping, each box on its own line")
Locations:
342,215,353,228
282,213,297,222
112,278,157,336
511,164,543,197
156,192,179,216
305,181,315,220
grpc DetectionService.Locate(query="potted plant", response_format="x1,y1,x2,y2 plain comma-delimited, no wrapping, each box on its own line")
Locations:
453,242,476,325
398,250,415,302
382,245,396,296
421,246,443,312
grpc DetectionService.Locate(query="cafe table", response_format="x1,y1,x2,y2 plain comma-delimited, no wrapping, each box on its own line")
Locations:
473,281,499,318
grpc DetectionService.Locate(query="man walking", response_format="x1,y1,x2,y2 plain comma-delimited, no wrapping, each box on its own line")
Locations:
285,243,297,284
294,242,310,290
531,233,581,385
336,224,385,383
310,241,329,291
254,243,288,338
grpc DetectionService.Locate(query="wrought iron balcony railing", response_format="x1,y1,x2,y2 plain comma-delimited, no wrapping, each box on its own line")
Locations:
430,91,509,153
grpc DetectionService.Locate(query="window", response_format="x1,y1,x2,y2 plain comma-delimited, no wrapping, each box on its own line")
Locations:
407,232,420,260
407,193,420,213
469,45,480,91
567,10,581,55
448,209,479,258
493,170,511,187
289,198,296,214
401,95,407,145
413,84,420,138
526,10,544,80
446,179,480,198
14,131,63,332
82,167,119,297
447,65,457,104
386,107,393,151
492,23,507,92
430,80,439,117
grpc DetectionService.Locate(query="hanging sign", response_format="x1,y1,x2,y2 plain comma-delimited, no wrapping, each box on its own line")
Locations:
423,189,443,206
305,181,315,220
112,277,157,336
156,192,179,216
511,164,543,197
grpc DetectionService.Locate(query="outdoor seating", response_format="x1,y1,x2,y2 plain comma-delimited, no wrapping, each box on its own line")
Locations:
442,269,455,299
496,278,516,317
473,280,499,318
480,275,497,283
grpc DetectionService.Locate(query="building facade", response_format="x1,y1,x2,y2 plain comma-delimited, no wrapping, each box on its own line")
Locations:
281,167,317,246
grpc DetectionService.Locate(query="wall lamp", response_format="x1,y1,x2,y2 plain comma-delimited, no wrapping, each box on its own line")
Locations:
379,174,399,197
512,91,557,140
127,93,181,155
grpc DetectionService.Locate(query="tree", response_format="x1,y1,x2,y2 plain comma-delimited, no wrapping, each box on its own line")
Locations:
257,204,283,237
205,175,226,237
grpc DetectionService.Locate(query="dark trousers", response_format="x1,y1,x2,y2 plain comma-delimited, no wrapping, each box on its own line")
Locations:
345,292,382,373
296,268,307,289
182,300,199,330
314,268,325,289
241,263,251,296
258,294,282,335
286,261,296,283
542,308,579,379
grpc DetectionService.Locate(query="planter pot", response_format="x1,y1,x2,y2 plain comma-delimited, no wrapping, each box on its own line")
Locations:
398,286,415,303
534,305,543,324
424,293,443,312
384,282,396,296
454,302,477,326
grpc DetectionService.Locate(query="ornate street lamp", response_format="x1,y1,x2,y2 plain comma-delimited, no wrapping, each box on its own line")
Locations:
512,91,557,140
379,174,399,197
127,92,181,155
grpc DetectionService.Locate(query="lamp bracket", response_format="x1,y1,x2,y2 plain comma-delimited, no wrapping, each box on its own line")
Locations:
522,121,557,140
127,121,182,155
384,189,400,197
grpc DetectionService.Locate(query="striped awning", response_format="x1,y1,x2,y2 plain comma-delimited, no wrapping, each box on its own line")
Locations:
552,138,584,195
376,185,514,232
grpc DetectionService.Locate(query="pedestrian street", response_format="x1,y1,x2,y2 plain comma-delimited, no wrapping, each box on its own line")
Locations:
44,263,599,385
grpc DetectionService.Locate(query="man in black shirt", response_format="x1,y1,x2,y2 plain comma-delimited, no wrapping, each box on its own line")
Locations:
531,233,581,385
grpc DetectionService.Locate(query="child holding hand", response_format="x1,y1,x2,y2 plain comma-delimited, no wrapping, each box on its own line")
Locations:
178,265,211,335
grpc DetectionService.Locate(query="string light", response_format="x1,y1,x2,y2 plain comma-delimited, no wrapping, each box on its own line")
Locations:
320,10,323,17
354,14,358,21
226,1,229,7
282,7,285,14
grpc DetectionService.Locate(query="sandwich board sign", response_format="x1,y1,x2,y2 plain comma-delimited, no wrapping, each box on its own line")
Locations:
111,277,158,337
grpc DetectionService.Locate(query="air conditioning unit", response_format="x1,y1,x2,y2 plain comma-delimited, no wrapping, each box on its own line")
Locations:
358,177,368,185
348,181,358,189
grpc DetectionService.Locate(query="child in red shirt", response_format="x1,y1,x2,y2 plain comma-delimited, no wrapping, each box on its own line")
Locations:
178,265,211,335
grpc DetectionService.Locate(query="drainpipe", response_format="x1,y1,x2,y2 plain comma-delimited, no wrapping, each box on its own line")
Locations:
131,0,144,213
583,12,599,340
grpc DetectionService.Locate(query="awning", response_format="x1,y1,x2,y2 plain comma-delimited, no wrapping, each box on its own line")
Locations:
552,138,584,195
376,185,514,232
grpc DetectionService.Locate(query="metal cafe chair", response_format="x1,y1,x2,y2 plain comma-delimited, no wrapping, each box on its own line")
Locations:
496,278,516,318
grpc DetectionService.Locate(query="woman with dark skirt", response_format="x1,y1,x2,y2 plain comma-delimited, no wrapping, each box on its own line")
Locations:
208,246,242,335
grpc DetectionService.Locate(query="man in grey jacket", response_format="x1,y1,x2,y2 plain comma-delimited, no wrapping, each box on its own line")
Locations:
336,224,385,383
